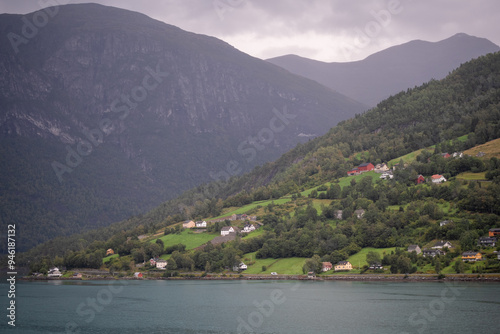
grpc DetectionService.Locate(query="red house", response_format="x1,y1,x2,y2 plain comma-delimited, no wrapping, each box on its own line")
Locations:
416,175,425,184
347,163,374,176
358,163,374,172
322,262,333,272
347,168,360,176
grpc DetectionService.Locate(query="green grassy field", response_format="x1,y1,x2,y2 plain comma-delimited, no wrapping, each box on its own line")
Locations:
299,171,380,199
418,263,437,274
241,228,265,240
441,261,459,274
311,199,332,215
159,254,171,261
300,183,331,197
456,172,487,180
387,204,408,211
242,252,306,274
337,171,378,189
347,247,396,268
214,198,292,219
102,253,119,263
153,229,218,250
388,149,425,166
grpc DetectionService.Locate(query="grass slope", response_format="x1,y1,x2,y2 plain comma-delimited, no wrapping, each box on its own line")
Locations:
337,171,379,188
299,171,379,198
153,229,218,250
102,253,119,263
456,172,487,180
213,198,292,219
242,252,306,275
464,137,500,158
347,247,396,268
388,149,426,166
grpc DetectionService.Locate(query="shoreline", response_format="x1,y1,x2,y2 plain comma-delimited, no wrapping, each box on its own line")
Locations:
18,273,500,282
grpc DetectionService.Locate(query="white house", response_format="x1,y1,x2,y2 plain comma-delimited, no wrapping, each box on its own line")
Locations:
47,267,62,277
407,245,422,254
439,220,452,227
354,209,365,219
322,262,333,271
156,259,168,269
478,237,497,247
369,263,384,270
242,224,256,233
221,226,236,236
379,172,393,180
195,220,207,228
432,240,453,249
422,249,445,257
374,163,390,173
431,175,447,183
233,262,247,271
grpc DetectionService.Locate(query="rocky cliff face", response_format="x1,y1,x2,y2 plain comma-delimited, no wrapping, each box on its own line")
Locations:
0,4,366,251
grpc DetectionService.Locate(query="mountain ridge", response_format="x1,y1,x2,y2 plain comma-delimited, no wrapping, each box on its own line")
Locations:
267,33,500,106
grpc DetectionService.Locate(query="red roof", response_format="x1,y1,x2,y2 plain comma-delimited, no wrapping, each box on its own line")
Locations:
358,163,374,171
431,175,443,179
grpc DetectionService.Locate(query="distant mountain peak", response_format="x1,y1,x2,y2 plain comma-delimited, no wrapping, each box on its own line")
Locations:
267,34,500,106
450,32,472,38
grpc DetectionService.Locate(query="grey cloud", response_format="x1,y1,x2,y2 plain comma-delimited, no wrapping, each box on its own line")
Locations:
1,0,499,61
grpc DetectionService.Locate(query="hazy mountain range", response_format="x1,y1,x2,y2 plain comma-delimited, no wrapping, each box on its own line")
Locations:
267,33,500,106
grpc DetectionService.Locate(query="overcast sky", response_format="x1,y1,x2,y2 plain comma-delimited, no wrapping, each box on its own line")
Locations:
1,0,499,62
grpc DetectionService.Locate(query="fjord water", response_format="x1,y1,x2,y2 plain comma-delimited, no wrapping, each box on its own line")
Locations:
5,280,500,333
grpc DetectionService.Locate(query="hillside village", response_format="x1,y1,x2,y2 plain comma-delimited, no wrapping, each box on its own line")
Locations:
30,141,500,280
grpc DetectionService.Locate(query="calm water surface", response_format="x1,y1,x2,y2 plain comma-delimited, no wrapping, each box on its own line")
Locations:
3,280,500,333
